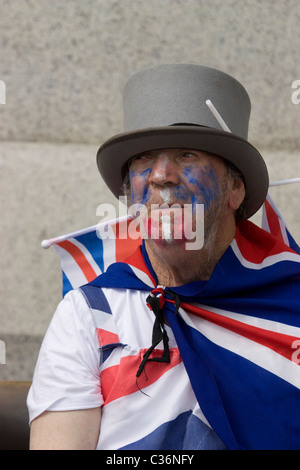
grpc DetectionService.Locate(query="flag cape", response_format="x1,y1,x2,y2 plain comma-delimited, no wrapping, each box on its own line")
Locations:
49,196,300,449
85,219,300,450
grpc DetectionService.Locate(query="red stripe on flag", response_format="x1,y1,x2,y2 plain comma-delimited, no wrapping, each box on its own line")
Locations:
113,219,142,263
96,328,119,347
101,348,182,405
57,240,98,282
123,245,157,287
184,302,300,363
115,237,142,263
235,220,295,264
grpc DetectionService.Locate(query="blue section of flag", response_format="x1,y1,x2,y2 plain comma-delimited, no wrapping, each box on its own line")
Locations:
81,284,112,313
62,271,73,297
287,230,300,254
76,231,104,273
120,410,226,450
166,306,300,450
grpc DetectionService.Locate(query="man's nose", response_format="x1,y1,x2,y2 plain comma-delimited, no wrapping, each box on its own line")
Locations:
148,153,180,186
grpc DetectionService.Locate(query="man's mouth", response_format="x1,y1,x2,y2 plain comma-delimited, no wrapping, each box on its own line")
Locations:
139,205,187,241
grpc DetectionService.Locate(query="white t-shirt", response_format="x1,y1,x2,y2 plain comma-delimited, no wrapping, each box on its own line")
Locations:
27,289,103,418
27,287,226,450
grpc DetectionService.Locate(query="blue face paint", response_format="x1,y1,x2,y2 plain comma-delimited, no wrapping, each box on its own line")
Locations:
140,167,152,178
174,184,189,201
129,158,220,213
129,167,152,204
183,166,219,209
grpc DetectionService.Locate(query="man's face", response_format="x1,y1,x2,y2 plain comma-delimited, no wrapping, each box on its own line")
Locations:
127,148,230,246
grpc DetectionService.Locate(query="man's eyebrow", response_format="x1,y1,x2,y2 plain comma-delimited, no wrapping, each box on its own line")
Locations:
136,150,157,156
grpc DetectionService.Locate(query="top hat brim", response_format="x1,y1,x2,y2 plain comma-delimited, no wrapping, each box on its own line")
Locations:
96,126,269,220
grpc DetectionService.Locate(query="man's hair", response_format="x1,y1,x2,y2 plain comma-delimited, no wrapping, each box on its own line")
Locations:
121,158,132,193
121,154,246,221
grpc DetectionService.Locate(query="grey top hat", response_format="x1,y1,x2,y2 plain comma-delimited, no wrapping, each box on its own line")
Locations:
97,63,269,219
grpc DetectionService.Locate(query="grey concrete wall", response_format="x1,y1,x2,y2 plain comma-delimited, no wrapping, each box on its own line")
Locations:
1,0,299,380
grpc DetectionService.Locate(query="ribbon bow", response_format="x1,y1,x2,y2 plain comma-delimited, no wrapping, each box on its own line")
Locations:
136,287,180,379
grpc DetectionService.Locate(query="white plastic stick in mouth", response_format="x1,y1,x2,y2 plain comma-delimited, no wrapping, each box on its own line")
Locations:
161,213,172,242
160,187,171,204
205,99,231,132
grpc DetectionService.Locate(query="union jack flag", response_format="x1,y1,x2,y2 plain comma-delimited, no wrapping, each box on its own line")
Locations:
52,216,141,296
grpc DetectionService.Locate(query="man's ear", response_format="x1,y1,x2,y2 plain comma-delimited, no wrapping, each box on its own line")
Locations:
228,178,246,211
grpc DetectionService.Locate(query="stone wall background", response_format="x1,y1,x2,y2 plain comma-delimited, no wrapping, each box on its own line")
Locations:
1,0,299,380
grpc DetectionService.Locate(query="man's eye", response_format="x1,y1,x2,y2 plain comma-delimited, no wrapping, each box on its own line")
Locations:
181,152,196,158
134,154,150,161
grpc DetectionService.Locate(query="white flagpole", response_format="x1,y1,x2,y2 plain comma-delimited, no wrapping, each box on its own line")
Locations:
269,178,300,187
41,224,99,249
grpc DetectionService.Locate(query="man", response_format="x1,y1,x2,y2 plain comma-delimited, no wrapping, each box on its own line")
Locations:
28,64,300,450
